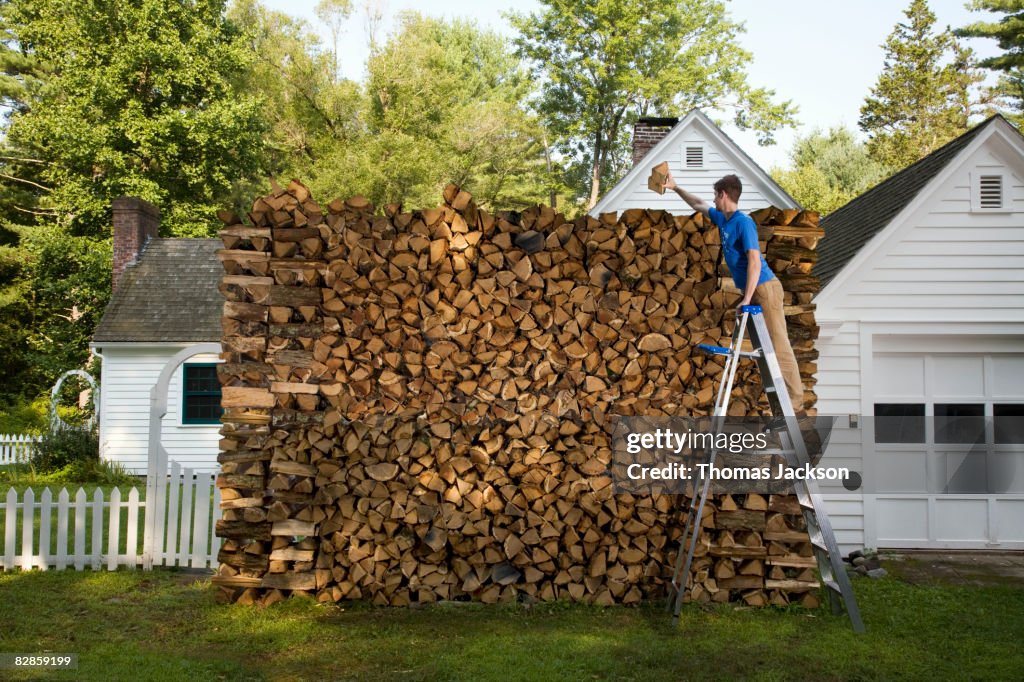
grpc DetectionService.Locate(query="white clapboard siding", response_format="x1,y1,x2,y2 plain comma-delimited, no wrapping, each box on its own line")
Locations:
816,324,862,416
613,131,777,213
0,467,220,571
0,434,40,465
98,345,221,474
817,142,1024,324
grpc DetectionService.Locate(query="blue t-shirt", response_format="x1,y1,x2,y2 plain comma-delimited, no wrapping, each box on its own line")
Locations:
708,207,774,289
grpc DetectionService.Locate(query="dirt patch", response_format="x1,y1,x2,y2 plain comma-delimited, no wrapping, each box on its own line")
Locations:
883,551,1024,587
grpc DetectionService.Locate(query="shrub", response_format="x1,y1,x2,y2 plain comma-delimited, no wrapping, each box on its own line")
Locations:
31,424,100,473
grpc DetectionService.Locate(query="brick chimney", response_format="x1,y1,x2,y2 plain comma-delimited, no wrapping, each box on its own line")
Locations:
632,117,679,166
112,197,159,292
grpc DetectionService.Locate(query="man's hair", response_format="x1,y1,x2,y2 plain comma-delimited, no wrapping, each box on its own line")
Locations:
713,174,742,202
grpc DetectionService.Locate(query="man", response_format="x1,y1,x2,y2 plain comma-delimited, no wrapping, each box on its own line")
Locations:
663,172,806,418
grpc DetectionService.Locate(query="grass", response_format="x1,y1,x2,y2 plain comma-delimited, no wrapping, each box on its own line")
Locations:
0,567,1021,681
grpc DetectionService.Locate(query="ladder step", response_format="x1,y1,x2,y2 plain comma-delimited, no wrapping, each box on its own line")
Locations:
807,531,829,551
822,579,843,593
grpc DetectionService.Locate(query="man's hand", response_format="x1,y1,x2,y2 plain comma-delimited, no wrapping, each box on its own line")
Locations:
664,171,677,192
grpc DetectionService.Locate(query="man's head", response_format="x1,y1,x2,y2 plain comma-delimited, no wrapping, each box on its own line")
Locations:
713,174,742,211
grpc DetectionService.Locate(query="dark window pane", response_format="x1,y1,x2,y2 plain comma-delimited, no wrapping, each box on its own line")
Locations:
185,394,222,422
935,403,985,444
995,404,1024,444
874,403,925,443
185,365,219,393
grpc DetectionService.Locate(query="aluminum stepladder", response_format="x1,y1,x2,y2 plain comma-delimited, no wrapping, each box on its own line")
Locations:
666,304,864,633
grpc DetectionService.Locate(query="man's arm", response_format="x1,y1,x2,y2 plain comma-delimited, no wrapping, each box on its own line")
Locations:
741,249,760,306
663,172,710,216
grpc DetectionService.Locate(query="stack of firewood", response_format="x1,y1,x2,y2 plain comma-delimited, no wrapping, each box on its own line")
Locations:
212,180,824,608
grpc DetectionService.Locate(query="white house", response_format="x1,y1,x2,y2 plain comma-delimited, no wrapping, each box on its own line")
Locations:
589,109,799,217
815,114,1024,551
91,198,223,474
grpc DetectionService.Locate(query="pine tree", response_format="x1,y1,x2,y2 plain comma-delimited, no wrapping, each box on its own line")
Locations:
859,0,985,169
956,0,1024,126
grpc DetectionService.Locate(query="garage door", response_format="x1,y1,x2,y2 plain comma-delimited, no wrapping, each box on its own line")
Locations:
870,350,1024,549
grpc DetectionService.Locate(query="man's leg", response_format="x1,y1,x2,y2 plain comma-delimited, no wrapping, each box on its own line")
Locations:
753,278,804,413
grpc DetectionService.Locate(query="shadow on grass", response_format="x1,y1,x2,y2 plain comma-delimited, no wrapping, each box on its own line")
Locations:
2,569,1024,681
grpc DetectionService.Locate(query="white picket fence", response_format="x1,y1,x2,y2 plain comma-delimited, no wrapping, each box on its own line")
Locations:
0,434,40,465
0,462,221,571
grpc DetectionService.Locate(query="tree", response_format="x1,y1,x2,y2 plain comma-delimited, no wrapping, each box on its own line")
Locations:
0,0,272,406
0,1,48,227
771,128,891,215
956,0,1024,127
3,0,269,238
315,0,354,82
315,12,553,210
859,0,986,170
509,0,797,210
228,0,364,186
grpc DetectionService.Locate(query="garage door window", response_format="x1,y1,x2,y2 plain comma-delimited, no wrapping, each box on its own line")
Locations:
874,403,925,443
934,403,985,444
995,404,1024,444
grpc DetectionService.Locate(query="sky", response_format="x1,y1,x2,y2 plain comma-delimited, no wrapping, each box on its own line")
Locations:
259,0,1004,171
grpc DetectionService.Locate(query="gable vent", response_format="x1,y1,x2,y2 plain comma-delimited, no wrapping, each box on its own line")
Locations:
685,146,704,168
979,175,1003,209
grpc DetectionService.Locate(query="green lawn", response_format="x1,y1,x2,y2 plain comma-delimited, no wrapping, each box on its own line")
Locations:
0,566,1021,681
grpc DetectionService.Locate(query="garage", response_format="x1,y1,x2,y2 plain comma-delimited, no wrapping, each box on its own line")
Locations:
869,344,1024,549
813,116,1024,553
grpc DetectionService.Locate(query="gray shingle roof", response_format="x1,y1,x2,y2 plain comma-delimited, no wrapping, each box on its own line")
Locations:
816,116,1003,288
93,238,222,343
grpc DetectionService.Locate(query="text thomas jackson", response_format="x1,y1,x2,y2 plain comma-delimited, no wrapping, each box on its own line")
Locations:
626,461,851,482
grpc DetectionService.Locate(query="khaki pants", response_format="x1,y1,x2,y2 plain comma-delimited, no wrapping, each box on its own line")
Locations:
753,278,804,413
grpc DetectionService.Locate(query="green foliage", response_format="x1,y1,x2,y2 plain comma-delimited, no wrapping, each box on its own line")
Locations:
0,0,271,405
0,226,107,402
860,0,987,170
0,3,49,227
234,6,554,211
228,0,363,188
4,0,269,237
19,229,110,389
351,12,550,209
31,424,99,474
0,394,50,433
0,457,134,487
957,0,1024,127
509,0,797,209
771,127,892,214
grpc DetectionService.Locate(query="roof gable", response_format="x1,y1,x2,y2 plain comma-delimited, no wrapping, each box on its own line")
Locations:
93,238,223,343
816,115,1019,290
590,109,799,215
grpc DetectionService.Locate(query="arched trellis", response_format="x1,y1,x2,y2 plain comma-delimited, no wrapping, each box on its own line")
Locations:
49,369,99,431
143,343,221,569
